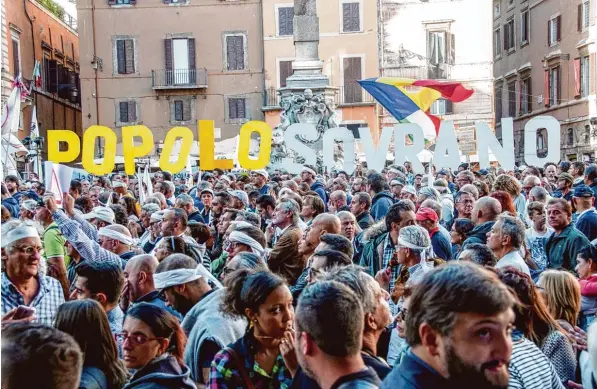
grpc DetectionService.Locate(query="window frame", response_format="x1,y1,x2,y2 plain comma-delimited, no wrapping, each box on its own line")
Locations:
495,84,503,121
520,76,532,114
225,95,250,123
222,31,248,72
112,35,139,76
582,1,590,31
520,8,530,46
549,66,560,106
494,26,502,58
493,0,501,19
340,0,363,34
340,54,365,104
548,15,561,47
10,30,21,77
170,97,195,125
507,80,516,117
115,99,139,127
277,58,294,88
580,55,590,97
504,18,515,53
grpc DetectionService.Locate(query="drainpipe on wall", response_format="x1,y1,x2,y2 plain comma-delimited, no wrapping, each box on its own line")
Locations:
25,0,35,67
91,0,101,155
258,0,266,109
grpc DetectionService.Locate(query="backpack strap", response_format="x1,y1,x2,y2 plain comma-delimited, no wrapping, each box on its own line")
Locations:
224,347,255,389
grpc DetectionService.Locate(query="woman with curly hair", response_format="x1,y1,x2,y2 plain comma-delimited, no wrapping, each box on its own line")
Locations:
493,174,526,219
490,190,517,215
498,267,576,384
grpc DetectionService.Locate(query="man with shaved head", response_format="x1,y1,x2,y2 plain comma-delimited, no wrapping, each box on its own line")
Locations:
462,197,502,248
328,190,349,213
119,254,181,319
299,213,342,262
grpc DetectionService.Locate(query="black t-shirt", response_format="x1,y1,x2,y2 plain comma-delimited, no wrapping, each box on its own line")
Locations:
329,367,381,389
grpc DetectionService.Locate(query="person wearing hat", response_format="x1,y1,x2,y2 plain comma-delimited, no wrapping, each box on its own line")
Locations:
301,165,327,205
227,190,249,211
1,220,65,326
574,185,597,242
251,169,270,195
19,199,38,222
399,185,417,203
416,207,452,260
390,178,405,201
554,173,574,202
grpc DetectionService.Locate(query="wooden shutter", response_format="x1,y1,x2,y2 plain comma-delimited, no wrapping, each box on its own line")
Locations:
279,60,293,87
48,59,58,93
544,69,550,106
188,38,196,84
229,99,237,119
227,36,244,71
279,7,294,36
128,101,137,122
445,100,453,114
117,40,126,74
174,100,183,121
119,101,129,122
556,15,561,41
125,39,135,74
183,100,191,121
449,33,455,65
574,58,581,97
164,39,173,85
503,26,509,50
578,4,583,31
343,57,362,103
343,3,360,32
11,40,19,76
527,78,532,112
547,20,551,44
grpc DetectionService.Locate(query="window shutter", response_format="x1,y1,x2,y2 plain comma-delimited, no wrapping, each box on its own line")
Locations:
117,40,126,74
578,4,583,31
12,40,20,76
343,3,359,32
449,33,455,65
229,98,237,119
174,100,183,121
183,100,191,121
164,39,173,70
48,60,58,93
343,57,362,103
108,0,115,5
574,58,581,97
129,0,136,4
164,39,173,85
445,100,453,114
279,60,293,87
544,69,550,106
527,78,532,112
119,101,129,123
188,38,196,84
227,36,244,71
547,20,550,44
125,39,135,74
503,27,508,50
351,3,360,32
279,7,294,36
556,15,561,41
128,101,137,122
517,80,521,113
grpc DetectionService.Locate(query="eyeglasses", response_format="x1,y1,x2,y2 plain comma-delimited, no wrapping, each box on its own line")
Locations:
396,307,409,322
224,240,238,250
15,245,44,255
222,266,237,276
115,332,164,346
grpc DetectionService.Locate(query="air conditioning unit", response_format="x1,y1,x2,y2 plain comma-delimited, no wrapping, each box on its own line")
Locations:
537,95,543,104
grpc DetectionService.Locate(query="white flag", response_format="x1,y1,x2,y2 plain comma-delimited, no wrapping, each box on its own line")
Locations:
144,165,153,198
30,106,42,179
1,86,21,135
137,166,146,204
1,85,26,177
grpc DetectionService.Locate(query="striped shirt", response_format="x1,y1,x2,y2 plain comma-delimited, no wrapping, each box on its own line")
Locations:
509,334,565,389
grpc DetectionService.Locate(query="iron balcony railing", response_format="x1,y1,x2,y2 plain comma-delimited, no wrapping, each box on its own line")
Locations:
152,68,208,89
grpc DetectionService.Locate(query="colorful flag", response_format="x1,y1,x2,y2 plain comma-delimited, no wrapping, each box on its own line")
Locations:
358,78,474,141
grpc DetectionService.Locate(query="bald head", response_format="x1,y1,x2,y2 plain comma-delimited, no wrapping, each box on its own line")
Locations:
125,254,158,275
312,213,341,234
471,197,502,224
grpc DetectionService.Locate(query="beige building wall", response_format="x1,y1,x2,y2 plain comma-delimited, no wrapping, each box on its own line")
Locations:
77,0,265,150
493,0,597,163
262,0,380,139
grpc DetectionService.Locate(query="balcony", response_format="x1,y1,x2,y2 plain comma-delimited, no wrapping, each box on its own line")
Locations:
151,68,208,90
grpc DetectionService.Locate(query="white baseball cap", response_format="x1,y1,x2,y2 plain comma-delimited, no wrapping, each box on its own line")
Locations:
252,169,269,179
82,206,115,224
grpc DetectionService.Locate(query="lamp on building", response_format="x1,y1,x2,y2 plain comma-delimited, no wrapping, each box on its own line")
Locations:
156,141,164,157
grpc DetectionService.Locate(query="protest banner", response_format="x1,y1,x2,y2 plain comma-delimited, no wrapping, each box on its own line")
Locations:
44,161,74,206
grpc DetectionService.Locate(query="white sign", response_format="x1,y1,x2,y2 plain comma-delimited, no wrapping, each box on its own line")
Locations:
44,161,74,206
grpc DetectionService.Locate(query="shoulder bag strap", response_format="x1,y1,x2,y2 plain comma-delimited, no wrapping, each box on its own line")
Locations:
224,347,255,389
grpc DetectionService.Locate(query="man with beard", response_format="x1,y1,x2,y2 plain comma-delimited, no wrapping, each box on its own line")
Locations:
294,281,381,389
154,254,244,385
381,262,515,389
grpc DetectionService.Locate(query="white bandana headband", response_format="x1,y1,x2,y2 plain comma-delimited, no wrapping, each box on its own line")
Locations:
98,227,134,245
229,231,265,257
302,167,316,176
154,264,222,289
1,226,40,248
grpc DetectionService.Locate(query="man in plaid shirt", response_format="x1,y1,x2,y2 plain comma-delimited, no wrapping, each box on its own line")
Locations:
1,220,65,326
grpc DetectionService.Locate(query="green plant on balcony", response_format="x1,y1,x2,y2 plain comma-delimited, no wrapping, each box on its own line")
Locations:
37,0,66,19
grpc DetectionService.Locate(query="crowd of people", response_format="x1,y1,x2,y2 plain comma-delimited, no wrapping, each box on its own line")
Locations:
2,159,597,389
